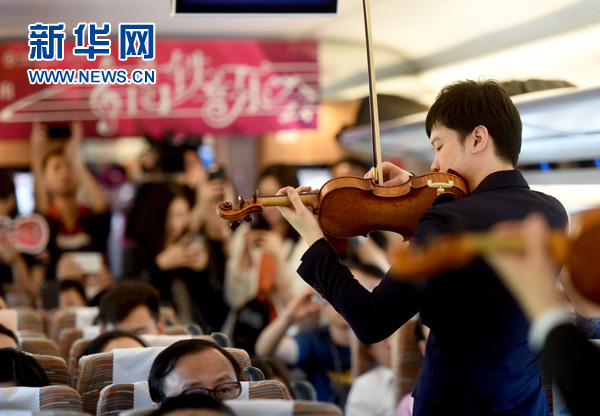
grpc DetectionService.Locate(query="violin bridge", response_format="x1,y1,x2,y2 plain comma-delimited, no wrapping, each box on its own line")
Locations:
427,180,455,195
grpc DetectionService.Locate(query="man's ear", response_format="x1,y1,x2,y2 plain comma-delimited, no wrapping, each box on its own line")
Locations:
99,325,106,334
470,125,489,154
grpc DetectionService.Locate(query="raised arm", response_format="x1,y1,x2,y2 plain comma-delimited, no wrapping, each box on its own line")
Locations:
64,121,108,213
30,122,50,215
255,285,320,363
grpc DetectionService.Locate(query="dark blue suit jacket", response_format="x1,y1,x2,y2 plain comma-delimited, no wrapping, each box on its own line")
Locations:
298,170,568,416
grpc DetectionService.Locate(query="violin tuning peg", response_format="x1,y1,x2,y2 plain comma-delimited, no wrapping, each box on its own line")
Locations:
237,195,245,208
253,190,259,202
243,215,253,223
229,220,241,230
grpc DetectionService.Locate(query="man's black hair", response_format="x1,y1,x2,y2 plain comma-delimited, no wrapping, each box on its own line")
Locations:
83,330,147,356
148,339,241,403
0,323,18,347
425,79,522,167
59,280,87,305
98,281,160,327
0,348,49,387
151,393,235,416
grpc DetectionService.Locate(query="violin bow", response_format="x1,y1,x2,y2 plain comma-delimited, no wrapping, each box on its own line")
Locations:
362,0,384,185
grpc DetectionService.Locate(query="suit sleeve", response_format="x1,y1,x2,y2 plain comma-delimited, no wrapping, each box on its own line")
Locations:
297,238,421,344
542,323,600,416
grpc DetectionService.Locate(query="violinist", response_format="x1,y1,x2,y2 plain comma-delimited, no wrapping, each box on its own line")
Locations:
276,79,568,416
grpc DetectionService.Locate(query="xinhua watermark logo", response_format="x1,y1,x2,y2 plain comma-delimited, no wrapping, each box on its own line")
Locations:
27,22,156,85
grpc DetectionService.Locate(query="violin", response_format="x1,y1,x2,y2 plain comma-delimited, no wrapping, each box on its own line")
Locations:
217,0,469,240
217,172,467,239
390,207,600,303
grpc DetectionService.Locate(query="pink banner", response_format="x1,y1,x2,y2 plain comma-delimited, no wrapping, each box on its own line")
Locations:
0,39,319,139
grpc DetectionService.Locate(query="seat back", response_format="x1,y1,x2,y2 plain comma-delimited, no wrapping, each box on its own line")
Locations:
118,400,343,416
0,385,83,412
20,336,61,357
96,381,151,416
4,290,35,308
228,399,343,415
96,379,291,416
58,327,84,359
227,347,252,381
77,347,165,415
16,308,45,334
68,337,93,387
393,317,424,401
33,354,71,386
48,307,99,341
247,379,291,400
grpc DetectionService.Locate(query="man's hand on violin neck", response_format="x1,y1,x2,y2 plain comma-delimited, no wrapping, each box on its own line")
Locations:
364,161,412,186
276,185,324,247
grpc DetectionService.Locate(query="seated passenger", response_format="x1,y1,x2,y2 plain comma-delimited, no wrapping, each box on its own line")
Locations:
83,330,147,355
148,339,241,404
0,323,18,349
254,285,352,406
98,281,165,335
58,280,88,308
0,348,49,387
251,357,295,399
345,334,395,416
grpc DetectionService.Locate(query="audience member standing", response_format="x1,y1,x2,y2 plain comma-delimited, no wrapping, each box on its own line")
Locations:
123,182,228,332
224,164,308,354
29,121,111,287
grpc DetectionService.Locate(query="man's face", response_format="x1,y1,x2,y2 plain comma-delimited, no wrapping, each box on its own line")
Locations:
429,123,470,177
105,305,161,335
161,349,238,400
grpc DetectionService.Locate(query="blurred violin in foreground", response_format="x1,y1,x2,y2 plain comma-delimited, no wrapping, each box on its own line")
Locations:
217,171,468,240
390,207,600,303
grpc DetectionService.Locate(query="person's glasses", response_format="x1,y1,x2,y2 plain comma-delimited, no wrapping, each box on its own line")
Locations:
178,381,242,401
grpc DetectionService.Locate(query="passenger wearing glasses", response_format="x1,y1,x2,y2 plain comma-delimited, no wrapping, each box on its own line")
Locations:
148,339,242,404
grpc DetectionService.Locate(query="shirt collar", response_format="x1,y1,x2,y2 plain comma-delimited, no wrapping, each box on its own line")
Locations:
471,169,529,195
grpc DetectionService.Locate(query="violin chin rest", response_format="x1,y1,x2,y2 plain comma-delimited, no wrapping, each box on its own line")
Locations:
432,193,456,205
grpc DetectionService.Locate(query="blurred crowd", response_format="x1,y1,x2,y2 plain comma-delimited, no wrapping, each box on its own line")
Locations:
0,121,411,415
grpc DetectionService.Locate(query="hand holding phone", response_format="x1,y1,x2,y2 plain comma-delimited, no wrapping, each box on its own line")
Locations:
70,252,103,275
